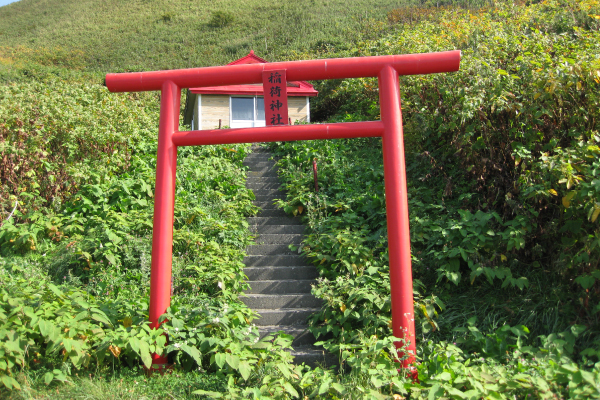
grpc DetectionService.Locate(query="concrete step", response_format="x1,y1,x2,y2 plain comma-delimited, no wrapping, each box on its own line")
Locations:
254,209,291,218
247,176,280,184
250,188,283,197
254,234,304,244
243,255,309,267
249,224,305,234
244,161,276,169
248,216,302,226
246,169,279,178
246,244,299,256
246,181,283,190
249,147,271,154
245,266,318,280
241,294,323,309
292,346,338,368
259,325,316,346
254,194,286,201
245,154,271,161
248,168,278,176
252,200,279,209
252,308,320,326
245,279,313,294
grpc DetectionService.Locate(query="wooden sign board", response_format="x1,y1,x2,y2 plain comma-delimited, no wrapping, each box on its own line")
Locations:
262,70,288,126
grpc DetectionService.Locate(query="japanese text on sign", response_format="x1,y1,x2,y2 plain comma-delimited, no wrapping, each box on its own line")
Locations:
262,70,288,126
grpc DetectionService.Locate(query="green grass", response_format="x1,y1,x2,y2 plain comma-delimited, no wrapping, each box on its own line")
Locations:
4,365,227,399
0,0,401,75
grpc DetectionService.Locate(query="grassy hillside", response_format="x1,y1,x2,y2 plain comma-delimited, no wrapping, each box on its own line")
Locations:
0,0,401,75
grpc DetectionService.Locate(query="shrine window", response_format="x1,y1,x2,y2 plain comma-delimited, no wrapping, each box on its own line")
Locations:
230,96,265,128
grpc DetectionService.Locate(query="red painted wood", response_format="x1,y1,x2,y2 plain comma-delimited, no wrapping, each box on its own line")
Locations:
263,70,289,126
106,51,461,93
171,121,384,146
148,81,179,367
188,83,317,97
379,65,416,366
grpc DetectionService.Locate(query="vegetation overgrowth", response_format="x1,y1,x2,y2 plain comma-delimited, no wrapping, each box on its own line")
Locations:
0,0,599,398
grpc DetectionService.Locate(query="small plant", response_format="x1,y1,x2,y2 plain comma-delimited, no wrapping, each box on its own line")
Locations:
208,11,234,28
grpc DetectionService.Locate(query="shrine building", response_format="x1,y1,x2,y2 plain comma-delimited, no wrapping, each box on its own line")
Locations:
183,50,318,129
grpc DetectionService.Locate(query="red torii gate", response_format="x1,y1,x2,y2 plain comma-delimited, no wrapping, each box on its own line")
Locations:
105,51,461,369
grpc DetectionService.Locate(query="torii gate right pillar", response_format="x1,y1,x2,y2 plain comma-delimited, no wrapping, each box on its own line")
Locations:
379,65,416,365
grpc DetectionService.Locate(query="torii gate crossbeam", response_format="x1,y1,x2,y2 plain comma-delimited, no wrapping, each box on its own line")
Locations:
105,51,461,370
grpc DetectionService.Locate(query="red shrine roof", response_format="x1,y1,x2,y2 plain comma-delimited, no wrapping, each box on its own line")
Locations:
188,50,319,97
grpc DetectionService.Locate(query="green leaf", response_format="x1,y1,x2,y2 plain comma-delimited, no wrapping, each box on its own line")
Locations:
156,335,167,350
105,253,117,265
91,312,113,327
44,372,54,385
283,381,299,397
331,382,345,394
128,337,140,354
181,344,202,366
276,362,292,379
428,383,444,400
366,266,378,275
448,271,461,285
238,360,252,381
46,283,64,298
435,371,452,381
225,353,239,370
139,340,152,369
446,387,467,398
318,377,333,395
575,275,596,290
215,352,226,369
1,374,14,389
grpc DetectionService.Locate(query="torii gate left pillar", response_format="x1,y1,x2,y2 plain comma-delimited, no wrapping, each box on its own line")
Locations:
105,51,461,370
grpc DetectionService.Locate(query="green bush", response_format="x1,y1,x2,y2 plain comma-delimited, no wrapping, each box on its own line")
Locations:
208,11,235,28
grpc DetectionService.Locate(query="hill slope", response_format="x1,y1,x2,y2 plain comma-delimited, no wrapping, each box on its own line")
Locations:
0,0,400,73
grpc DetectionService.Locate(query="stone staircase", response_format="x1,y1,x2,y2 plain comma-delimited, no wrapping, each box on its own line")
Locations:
242,144,332,366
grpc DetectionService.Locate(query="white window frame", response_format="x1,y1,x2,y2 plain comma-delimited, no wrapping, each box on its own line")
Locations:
229,96,266,128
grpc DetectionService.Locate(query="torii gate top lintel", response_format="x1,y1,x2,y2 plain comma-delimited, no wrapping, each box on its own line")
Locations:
105,50,461,371
106,51,460,92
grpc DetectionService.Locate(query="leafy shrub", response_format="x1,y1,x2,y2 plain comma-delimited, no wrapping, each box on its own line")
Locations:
209,11,234,28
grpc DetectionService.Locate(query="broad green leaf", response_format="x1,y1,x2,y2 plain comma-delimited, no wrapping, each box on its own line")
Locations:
318,378,332,395
105,253,117,265
277,362,292,379
575,275,596,290
181,344,202,366
225,353,239,370
156,335,167,350
331,382,345,394
46,284,64,298
91,312,113,327
435,371,452,381
215,352,226,369
238,360,252,381
428,383,444,400
44,372,54,385
283,381,299,397
139,340,152,369
446,387,467,398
